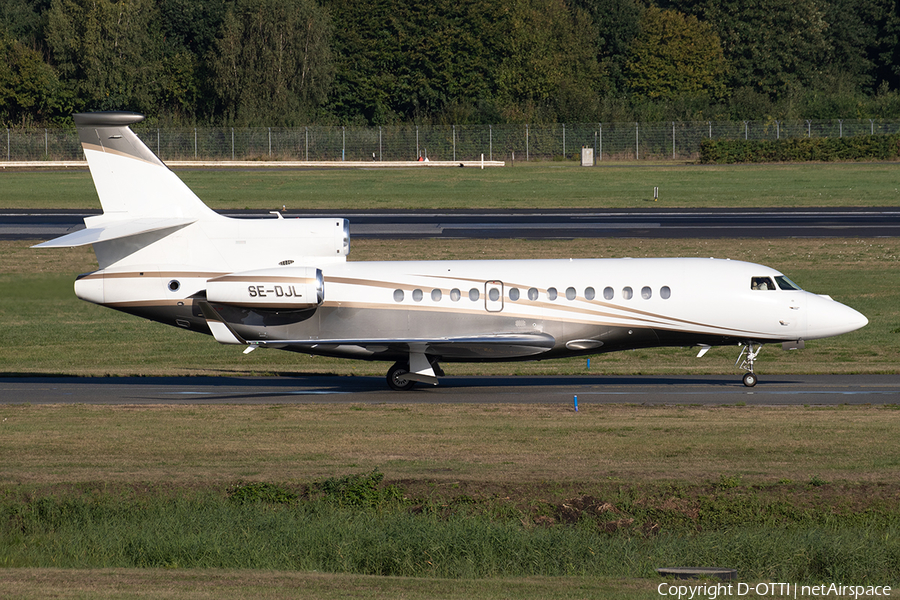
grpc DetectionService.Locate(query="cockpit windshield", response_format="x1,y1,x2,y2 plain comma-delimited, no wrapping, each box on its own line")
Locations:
751,275,803,291
751,276,775,290
774,275,802,291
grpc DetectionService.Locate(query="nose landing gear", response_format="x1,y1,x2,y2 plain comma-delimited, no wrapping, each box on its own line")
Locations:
736,343,762,387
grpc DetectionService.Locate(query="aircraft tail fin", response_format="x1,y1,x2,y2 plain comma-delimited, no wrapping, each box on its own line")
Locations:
72,112,217,221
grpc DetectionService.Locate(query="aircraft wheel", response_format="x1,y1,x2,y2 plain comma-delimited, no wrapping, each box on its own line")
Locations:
387,362,416,391
742,372,758,387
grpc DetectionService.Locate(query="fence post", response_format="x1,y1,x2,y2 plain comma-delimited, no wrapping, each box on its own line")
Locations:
157,128,160,158
672,121,675,160
870,119,874,135
775,121,780,140
231,127,234,160
562,123,566,158
839,119,843,138
6,128,9,161
489,124,492,161
342,126,345,161
379,126,382,161
593,128,597,164
526,124,529,161
268,127,271,157
806,120,811,138
44,128,48,157
744,121,748,140
708,121,712,139
416,126,419,160
598,123,602,162
635,122,639,160
453,125,456,161
305,127,309,161
194,128,197,159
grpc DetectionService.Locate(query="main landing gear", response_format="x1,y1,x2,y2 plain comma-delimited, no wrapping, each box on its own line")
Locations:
387,361,416,391
736,343,762,387
386,356,445,391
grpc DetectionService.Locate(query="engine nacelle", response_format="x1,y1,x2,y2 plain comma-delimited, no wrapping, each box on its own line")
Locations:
206,266,324,309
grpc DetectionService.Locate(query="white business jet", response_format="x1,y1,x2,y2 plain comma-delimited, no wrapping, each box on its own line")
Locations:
35,113,868,389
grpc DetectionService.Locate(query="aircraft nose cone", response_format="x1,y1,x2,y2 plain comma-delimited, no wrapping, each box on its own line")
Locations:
806,295,867,339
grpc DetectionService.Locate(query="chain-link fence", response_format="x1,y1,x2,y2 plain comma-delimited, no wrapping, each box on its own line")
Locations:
6,119,900,162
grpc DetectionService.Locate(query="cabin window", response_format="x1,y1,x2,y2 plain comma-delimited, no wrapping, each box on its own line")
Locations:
528,287,539,301
393,289,404,302
450,288,461,301
641,286,652,300
603,286,614,300
622,286,633,300
775,276,802,291
168,280,180,292
431,289,442,301
751,277,775,291
469,288,480,301
585,287,595,300
547,287,558,300
412,289,423,302
509,287,520,301
661,286,671,299
566,287,576,300
489,287,500,302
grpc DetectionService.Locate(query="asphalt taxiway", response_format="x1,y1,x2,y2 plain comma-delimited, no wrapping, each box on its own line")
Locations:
5,207,900,240
2,374,898,406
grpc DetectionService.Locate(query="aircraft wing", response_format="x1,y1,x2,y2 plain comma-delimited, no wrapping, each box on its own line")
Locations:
198,301,555,358
256,333,557,359
32,217,196,248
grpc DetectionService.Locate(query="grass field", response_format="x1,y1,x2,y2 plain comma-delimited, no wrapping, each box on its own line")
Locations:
2,162,900,210
2,163,899,598
1,404,900,596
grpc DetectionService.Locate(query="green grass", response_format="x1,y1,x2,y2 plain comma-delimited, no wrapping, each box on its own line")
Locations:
3,403,900,486
2,485,898,584
3,162,900,209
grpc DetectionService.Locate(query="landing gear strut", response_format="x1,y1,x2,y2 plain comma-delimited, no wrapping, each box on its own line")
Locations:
387,361,416,391
736,343,762,387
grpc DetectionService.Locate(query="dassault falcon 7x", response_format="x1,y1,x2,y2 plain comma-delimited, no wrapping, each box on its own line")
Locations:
35,112,868,390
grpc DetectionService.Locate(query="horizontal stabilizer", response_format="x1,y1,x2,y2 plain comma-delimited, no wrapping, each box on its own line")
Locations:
32,217,196,248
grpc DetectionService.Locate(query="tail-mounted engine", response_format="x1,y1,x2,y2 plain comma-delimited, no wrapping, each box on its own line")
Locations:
206,266,324,310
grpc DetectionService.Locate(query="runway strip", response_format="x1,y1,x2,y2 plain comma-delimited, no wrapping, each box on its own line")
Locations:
3,374,898,405
5,208,900,239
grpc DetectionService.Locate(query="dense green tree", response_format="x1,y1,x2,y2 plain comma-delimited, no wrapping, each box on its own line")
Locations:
2,0,900,125
819,0,891,92
0,36,64,124
156,0,227,121
46,0,165,113
624,6,725,102
210,0,333,126
325,0,604,124
670,0,829,99
0,0,49,47
571,0,642,94
493,0,605,123
324,0,508,124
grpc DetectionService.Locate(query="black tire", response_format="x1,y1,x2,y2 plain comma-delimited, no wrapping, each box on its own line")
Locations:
742,372,758,387
387,362,416,391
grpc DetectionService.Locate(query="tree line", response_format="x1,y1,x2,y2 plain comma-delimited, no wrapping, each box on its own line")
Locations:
2,0,900,127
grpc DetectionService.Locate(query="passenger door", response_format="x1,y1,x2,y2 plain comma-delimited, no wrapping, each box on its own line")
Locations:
485,280,504,312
